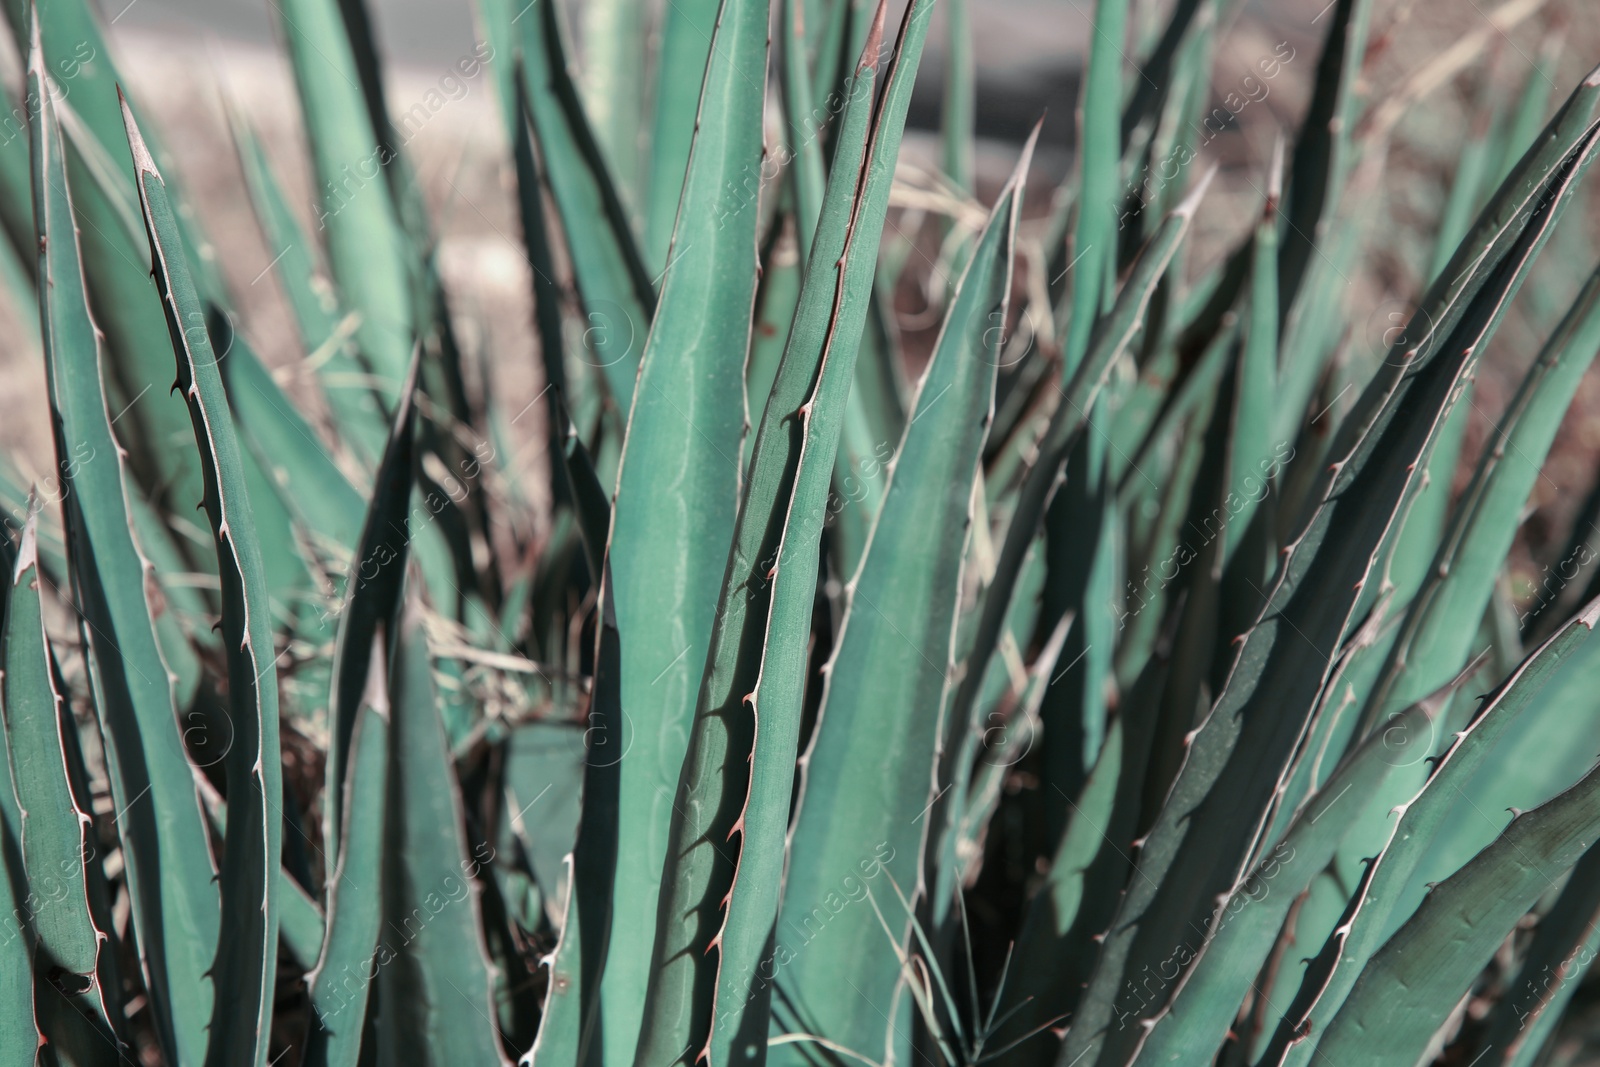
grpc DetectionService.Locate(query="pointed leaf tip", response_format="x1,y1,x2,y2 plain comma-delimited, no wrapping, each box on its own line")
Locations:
119,93,160,179
859,0,889,73
1267,131,1286,207
1176,164,1219,217
26,4,42,77
14,496,38,582
1011,116,1045,191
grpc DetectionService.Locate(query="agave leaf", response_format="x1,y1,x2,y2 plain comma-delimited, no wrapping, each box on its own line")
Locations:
941,174,1209,873
274,0,413,400
828,382,893,579
22,34,205,523
232,429,317,632
1373,65,1499,626
1114,314,1236,505
45,104,327,675
629,4,893,1062
2,514,120,1055
120,474,207,707
509,81,576,504
940,0,973,194
930,538,1047,927
1493,37,1563,191
1199,0,1365,443
280,868,328,971
297,349,419,1058
502,0,656,412
1260,600,1600,1067
325,0,430,242
558,408,612,580
122,100,283,1067
0,65,33,278
1136,350,1237,816
782,0,904,579
502,720,585,922
216,319,367,557
191,784,330,996
50,70,310,623
1275,0,1371,323
1314,745,1600,1064
1002,703,1136,1063
744,225,804,470
1037,408,1119,834
1391,604,1600,951
775,115,1035,1065
1470,840,1600,1067
1358,259,1600,739
1311,262,1600,886
5,0,188,247
377,592,510,1065
983,369,1051,512
1143,4,1214,238
1059,0,1127,373
1117,0,1207,156
30,48,217,1064
780,0,825,265
1324,64,1600,467
1059,72,1600,1067
1112,398,1214,687
12,3,224,288
579,0,646,205
0,735,34,1065
526,398,620,1067
1377,409,1470,673
324,356,421,863
943,609,1068,906
320,1,486,483
47,612,129,1016
1130,661,1478,1065
226,105,386,467
23,0,275,580
642,0,721,273
804,0,853,126
1427,72,1506,280
1223,143,1282,567
303,655,389,1067
527,852,583,1067
1270,239,1357,453
598,0,772,1057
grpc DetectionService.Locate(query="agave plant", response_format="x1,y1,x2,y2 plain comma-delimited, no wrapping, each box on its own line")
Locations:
1,0,1600,1063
